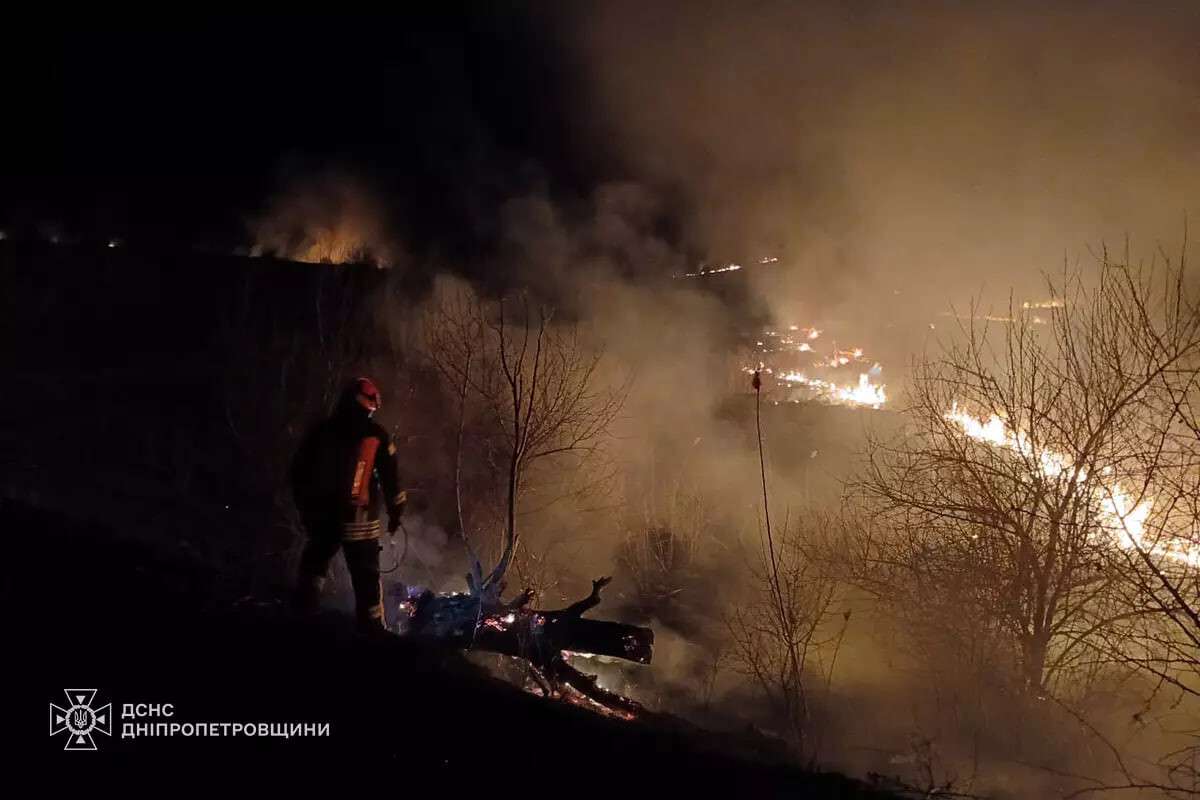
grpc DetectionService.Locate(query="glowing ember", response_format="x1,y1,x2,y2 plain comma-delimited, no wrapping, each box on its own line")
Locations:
818,348,865,368
681,262,742,277
940,311,1047,325
482,614,513,631
558,683,637,721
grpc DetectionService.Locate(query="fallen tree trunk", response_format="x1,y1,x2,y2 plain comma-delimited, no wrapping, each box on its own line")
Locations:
399,576,653,713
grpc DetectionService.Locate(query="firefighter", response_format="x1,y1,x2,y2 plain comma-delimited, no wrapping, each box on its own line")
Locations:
290,376,406,629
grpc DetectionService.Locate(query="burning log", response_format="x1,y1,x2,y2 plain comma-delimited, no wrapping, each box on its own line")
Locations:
401,576,653,715
555,659,643,718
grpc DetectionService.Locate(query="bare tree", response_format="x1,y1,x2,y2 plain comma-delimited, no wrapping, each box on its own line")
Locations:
422,278,628,592
424,282,627,603
844,244,1200,796
402,283,652,712
1062,243,1200,798
726,511,848,759
618,479,709,617
851,258,1200,697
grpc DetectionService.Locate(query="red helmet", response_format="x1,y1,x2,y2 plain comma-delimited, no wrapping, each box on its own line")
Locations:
351,377,382,413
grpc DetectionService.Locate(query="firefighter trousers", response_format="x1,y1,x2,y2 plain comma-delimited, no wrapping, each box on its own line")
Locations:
295,528,385,629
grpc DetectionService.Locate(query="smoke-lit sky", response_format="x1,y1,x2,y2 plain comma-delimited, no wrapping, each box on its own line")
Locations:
565,1,1200,325
5,2,1199,325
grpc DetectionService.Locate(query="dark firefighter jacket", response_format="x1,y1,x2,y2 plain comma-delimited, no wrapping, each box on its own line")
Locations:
290,405,403,529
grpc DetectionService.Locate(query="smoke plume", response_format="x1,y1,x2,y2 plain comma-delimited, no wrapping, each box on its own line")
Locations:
249,170,404,269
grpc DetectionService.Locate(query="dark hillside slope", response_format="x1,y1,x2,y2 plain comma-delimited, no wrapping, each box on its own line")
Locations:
8,500,896,797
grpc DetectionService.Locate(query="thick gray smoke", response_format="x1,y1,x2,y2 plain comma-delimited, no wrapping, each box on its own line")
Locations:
562,0,1200,360
495,181,683,297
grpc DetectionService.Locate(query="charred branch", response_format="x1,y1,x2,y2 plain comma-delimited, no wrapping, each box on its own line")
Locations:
405,576,653,714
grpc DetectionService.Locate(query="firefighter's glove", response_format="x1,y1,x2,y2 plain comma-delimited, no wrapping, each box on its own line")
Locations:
387,491,407,535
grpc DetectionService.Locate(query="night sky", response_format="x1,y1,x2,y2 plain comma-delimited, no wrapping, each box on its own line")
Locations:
2,10,604,255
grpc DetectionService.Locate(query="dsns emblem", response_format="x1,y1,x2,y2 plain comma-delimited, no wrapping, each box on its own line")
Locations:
49,689,112,750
